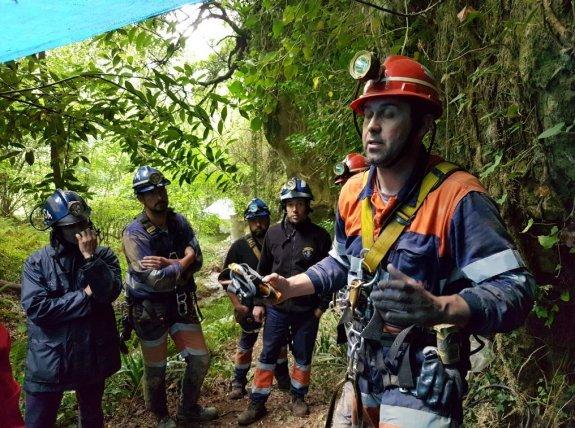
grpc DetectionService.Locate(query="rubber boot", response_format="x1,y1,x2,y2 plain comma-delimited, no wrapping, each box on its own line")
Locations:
237,401,267,425
143,365,170,423
228,379,247,399
176,354,218,424
291,394,309,417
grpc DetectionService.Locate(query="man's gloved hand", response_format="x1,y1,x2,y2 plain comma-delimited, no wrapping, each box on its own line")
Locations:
370,264,444,327
415,347,462,408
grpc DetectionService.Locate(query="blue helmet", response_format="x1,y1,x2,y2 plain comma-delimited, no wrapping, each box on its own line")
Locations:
43,189,91,228
244,198,270,220
280,177,314,203
133,166,170,195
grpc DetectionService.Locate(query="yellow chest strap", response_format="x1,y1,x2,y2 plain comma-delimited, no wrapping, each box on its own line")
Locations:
246,236,261,260
360,161,459,274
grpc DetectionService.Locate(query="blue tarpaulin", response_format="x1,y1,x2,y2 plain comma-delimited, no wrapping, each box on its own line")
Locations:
0,0,205,63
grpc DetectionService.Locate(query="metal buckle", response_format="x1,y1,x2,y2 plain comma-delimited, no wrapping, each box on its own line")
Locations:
348,279,363,310
347,326,365,376
176,292,188,316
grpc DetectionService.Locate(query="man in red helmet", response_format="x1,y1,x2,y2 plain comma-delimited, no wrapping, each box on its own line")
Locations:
334,153,368,186
262,54,534,426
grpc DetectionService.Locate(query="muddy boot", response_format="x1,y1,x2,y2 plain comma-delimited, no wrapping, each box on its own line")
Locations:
291,394,309,417
237,401,267,425
156,415,176,428
228,380,247,399
176,354,218,424
143,365,169,421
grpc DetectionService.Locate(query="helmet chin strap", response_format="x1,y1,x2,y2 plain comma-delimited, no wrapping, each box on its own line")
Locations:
353,82,362,138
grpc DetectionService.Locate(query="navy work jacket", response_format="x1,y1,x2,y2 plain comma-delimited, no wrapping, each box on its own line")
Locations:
21,244,122,393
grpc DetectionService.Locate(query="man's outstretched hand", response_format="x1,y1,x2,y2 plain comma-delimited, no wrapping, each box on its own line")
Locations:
370,264,453,327
370,264,470,327
262,273,291,302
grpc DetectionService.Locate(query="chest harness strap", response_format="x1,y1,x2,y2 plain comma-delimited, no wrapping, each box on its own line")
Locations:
360,161,459,274
245,236,261,260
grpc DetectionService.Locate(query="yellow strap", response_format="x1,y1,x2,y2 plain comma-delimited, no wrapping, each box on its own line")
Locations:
246,236,261,260
361,161,459,274
360,171,374,249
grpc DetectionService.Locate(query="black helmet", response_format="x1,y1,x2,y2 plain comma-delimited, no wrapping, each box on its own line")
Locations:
280,177,314,203
43,189,91,228
132,166,170,195
244,198,270,220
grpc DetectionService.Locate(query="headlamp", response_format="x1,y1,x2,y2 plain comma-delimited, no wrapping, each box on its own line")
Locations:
248,203,258,213
149,172,163,185
68,201,84,217
349,51,381,82
286,178,297,191
333,162,348,177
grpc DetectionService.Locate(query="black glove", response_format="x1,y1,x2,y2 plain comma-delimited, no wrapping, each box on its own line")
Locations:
416,347,462,408
370,264,443,327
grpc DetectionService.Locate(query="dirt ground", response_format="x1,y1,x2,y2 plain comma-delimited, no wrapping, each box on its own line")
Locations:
1,274,333,428
108,276,333,427
111,368,330,428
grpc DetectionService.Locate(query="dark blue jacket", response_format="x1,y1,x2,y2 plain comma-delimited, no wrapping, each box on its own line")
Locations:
258,219,332,312
21,244,122,393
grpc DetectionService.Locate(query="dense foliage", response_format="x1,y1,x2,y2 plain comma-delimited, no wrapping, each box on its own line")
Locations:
0,0,574,425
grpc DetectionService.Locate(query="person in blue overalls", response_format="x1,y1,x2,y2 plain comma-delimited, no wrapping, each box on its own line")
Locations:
123,166,218,428
238,178,332,425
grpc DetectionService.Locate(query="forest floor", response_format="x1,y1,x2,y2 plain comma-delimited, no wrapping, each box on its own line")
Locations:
2,269,337,428
107,271,332,428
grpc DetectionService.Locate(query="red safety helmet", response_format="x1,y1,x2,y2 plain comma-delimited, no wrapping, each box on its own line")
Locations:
350,55,442,119
334,153,368,185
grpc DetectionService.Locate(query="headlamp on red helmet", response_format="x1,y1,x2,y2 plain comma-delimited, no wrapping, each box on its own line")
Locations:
334,153,368,185
349,51,381,82
348,51,442,119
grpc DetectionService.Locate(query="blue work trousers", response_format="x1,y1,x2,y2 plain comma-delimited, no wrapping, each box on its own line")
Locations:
251,307,319,402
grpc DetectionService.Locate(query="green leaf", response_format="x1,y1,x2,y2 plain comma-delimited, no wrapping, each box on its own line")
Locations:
273,21,284,38
495,191,507,205
250,117,262,131
521,218,534,233
560,291,570,302
283,63,298,80
537,122,565,139
0,150,20,162
538,233,558,249
479,152,503,179
449,93,465,104
227,81,243,97
283,6,296,24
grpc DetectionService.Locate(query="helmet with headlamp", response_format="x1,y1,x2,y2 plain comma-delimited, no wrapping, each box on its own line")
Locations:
280,177,314,203
349,52,442,119
42,189,91,228
132,166,171,195
244,198,271,220
334,153,368,185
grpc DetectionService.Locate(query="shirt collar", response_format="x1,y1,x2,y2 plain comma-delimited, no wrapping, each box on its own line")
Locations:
358,146,432,206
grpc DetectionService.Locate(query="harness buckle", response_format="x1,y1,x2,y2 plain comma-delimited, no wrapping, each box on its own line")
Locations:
176,291,188,317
